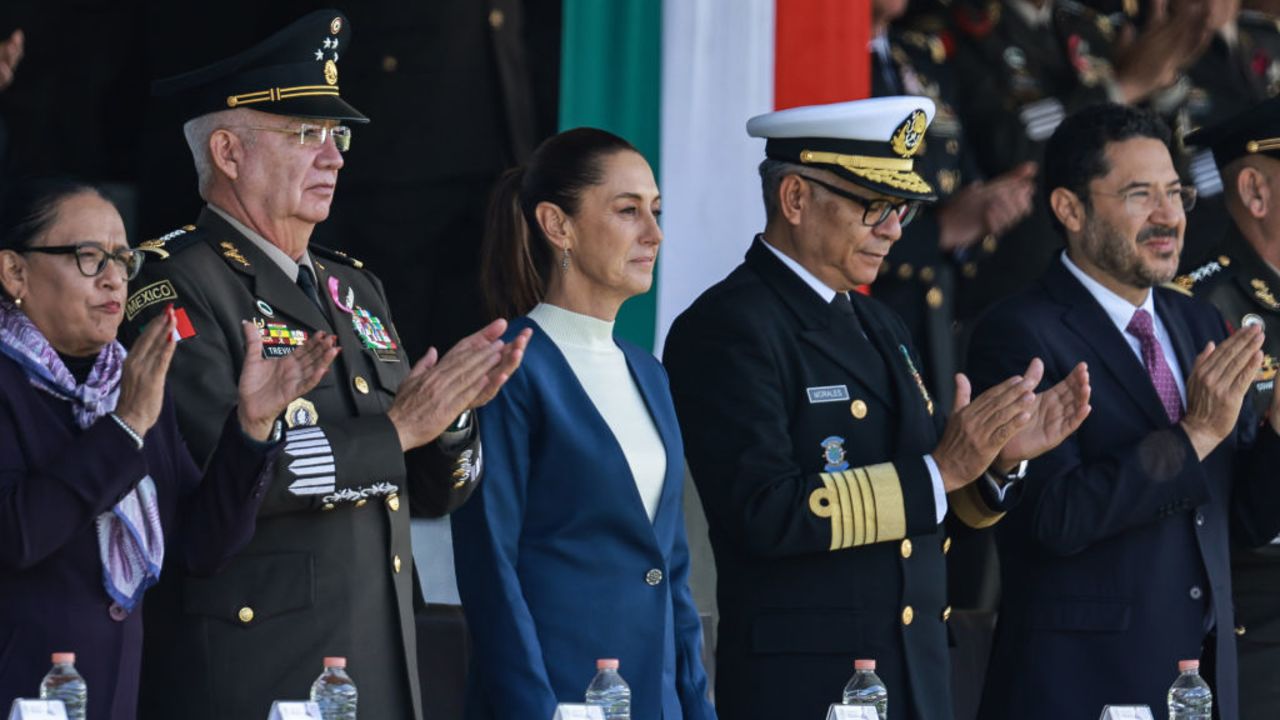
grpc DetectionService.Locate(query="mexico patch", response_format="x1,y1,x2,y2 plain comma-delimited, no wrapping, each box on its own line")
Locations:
125,280,177,320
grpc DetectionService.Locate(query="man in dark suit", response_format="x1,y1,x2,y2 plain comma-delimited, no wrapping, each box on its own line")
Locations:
118,12,529,720
967,102,1280,719
663,96,1090,720
1174,97,1280,718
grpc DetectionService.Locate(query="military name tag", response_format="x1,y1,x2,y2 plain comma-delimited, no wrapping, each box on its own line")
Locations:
267,701,321,719
552,705,605,720
258,320,308,357
1098,706,1153,720
826,705,879,719
807,385,850,403
7,700,67,720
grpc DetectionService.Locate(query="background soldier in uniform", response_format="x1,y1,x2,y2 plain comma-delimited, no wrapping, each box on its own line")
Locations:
1178,98,1280,718
120,12,529,720
663,97,1090,720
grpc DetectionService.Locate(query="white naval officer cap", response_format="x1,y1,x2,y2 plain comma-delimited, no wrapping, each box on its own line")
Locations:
747,96,938,201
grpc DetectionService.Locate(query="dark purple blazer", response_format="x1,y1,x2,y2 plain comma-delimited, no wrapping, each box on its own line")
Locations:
0,353,275,719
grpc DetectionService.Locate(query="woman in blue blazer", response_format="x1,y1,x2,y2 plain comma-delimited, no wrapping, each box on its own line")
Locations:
451,128,715,719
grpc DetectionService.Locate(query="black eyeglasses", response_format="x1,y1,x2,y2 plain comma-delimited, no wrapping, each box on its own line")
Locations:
22,243,145,280
801,175,921,228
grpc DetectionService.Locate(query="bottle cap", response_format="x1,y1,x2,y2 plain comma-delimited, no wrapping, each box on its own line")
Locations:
51,653,75,664
323,656,347,668
596,658,620,670
1178,659,1200,672
854,659,876,671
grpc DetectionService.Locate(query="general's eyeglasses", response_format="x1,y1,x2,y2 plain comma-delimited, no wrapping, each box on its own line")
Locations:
801,175,921,228
240,123,352,152
22,243,145,280
1090,186,1197,216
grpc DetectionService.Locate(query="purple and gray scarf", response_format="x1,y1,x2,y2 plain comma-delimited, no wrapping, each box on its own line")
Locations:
0,299,164,612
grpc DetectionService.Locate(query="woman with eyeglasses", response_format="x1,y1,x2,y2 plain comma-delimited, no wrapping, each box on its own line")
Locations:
0,179,339,718
450,128,716,719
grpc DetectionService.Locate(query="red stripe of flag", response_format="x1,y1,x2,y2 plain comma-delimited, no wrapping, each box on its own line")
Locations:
773,0,872,111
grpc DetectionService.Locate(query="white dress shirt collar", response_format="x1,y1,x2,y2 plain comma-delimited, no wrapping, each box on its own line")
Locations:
1061,251,1156,329
760,235,839,303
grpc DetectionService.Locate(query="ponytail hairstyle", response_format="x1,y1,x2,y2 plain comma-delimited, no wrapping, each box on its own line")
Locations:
481,127,639,320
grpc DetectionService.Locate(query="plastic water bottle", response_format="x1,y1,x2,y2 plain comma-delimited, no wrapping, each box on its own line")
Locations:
584,658,631,720
309,656,358,720
1167,659,1212,719
39,652,87,720
842,658,888,719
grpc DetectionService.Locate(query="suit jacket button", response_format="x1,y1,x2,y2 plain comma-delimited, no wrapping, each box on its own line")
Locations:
900,539,913,558
1189,586,1203,600
645,569,663,586
387,493,401,512
394,555,403,574
108,602,128,622
238,606,255,624
901,606,914,625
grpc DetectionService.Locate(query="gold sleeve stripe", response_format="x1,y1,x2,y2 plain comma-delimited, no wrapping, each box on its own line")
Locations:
810,463,908,551
949,482,1005,529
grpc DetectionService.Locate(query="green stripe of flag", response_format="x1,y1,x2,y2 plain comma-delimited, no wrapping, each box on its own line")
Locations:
559,0,662,351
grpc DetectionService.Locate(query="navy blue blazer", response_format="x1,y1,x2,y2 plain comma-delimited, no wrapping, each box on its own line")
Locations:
967,257,1280,720
451,317,714,720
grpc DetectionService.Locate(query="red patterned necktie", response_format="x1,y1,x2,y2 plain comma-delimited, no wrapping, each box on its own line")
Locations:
1126,308,1184,423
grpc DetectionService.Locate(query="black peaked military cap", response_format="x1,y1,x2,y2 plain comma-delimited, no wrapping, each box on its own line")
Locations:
746,96,938,202
153,10,369,124
1186,96,1280,170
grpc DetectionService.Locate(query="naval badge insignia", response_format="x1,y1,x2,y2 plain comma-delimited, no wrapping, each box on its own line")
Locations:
900,344,935,415
821,436,849,473
891,109,928,158
285,397,319,428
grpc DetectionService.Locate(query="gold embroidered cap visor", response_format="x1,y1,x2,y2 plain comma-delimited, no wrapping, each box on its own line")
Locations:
152,10,369,124
1185,95,1280,171
748,96,938,202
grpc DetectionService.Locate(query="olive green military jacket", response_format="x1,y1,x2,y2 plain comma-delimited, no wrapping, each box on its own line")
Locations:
120,206,479,720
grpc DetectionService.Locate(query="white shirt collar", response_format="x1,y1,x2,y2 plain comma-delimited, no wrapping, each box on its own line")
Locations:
760,235,839,303
207,203,314,279
1060,251,1156,330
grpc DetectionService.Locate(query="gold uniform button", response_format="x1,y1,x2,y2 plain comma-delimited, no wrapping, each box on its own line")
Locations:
393,555,402,573
962,262,978,279
850,400,868,419
355,498,367,508
982,235,998,253
900,539,913,558
381,55,399,73
901,606,914,625
489,8,505,29
943,536,952,555
926,287,943,309
943,606,952,622
322,503,335,512
387,494,401,512
353,376,370,394
1236,625,1247,636
238,606,254,624
919,266,936,283
897,263,914,280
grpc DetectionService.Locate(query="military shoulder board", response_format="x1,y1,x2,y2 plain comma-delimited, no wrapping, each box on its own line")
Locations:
1169,255,1232,295
310,244,365,269
137,224,200,260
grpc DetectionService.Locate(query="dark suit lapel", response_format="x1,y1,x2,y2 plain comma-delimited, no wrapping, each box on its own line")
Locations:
853,292,935,443
198,208,333,332
1154,291,1200,382
1046,259,1172,427
745,239,896,406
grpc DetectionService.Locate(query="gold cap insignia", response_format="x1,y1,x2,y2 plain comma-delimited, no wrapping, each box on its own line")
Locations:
330,17,342,35
891,109,928,158
324,59,338,86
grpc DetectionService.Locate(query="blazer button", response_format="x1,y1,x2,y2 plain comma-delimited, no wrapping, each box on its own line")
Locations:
387,493,400,512
645,569,663,586
108,602,128,622
238,606,255,624
1195,512,1205,526
353,376,370,394
1189,586,1203,600
942,537,952,555
900,539,913,558
393,555,403,574
901,606,914,626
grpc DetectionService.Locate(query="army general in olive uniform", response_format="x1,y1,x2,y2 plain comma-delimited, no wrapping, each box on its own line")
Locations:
120,12,529,720
1176,98,1280,719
